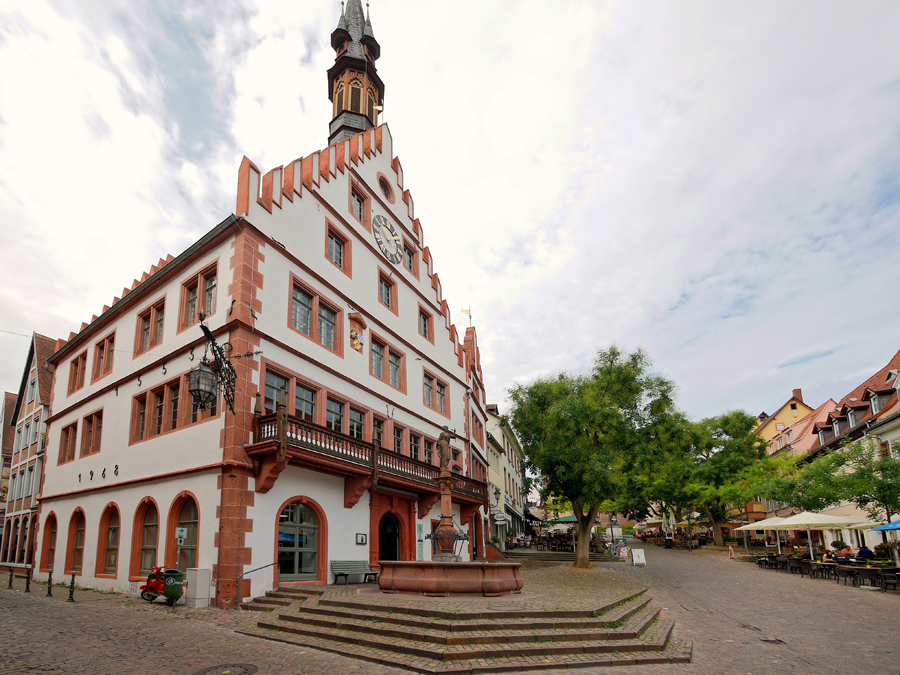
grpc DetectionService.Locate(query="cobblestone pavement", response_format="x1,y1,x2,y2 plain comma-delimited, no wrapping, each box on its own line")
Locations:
3,546,899,674
571,543,900,675
0,578,405,675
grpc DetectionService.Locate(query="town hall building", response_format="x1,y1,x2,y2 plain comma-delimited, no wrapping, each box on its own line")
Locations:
31,1,490,608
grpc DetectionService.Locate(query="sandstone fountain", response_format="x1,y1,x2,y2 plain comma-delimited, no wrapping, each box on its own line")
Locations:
377,427,524,596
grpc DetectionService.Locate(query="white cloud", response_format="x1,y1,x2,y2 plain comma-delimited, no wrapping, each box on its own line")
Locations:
1,0,899,423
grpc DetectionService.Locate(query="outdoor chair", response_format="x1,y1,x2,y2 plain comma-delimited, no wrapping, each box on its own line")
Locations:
787,558,803,575
834,566,858,586
776,556,789,572
879,572,898,593
811,562,833,580
799,560,813,578
855,567,880,589
765,555,778,569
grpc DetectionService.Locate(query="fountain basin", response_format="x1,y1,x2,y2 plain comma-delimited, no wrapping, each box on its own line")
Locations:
377,561,524,596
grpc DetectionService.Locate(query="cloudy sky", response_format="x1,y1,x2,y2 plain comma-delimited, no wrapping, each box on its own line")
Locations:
1,0,899,421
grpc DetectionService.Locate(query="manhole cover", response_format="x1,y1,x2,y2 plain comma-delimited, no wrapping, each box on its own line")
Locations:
192,666,258,675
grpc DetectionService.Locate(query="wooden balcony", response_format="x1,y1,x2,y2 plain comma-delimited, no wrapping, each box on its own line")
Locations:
247,413,487,504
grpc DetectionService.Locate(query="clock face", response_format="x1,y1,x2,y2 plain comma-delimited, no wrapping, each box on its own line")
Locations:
372,214,403,265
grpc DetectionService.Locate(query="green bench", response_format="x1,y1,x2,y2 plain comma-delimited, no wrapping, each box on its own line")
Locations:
331,560,378,585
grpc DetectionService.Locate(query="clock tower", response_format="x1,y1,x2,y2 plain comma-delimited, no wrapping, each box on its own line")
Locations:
327,0,384,146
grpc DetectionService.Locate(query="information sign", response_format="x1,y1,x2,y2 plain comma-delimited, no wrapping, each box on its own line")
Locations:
175,527,187,539
618,546,630,558
631,549,646,566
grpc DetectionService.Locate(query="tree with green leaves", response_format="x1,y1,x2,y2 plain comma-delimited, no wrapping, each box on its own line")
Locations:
785,437,900,523
689,411,767,546
508,347,676,568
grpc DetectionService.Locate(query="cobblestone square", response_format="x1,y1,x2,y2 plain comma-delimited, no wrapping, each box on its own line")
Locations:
2,544,898,674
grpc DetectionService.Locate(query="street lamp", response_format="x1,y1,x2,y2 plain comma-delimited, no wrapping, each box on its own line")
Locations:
187,362,218,410
187,317,262,415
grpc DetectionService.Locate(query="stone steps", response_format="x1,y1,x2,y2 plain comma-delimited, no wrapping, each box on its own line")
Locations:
239,586,325,611
243,617,689,673
308,594,652,632
315,589,646,621
269,603,660,651
246,587,691,671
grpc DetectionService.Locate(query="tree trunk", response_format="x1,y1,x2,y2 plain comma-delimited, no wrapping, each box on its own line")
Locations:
572,502,599,568
704,508,724,546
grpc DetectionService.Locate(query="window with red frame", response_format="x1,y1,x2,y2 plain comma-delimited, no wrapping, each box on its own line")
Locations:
68,351,87,395
80,410,103,457
93,332,115,381
136,300,165,355
58,422,78,465
181,265,217,329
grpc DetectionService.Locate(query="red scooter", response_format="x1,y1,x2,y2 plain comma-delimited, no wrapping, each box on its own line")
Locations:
139,565,179,605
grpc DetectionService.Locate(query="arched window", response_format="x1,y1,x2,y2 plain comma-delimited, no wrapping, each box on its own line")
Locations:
0,517,12,563
66,511,85,574
278,503,319,581
175,498,198,569
17,516,29,563
96,505,120,576
140,504,158,574
367,90,377,125
335,83,345,116
41,514,57,572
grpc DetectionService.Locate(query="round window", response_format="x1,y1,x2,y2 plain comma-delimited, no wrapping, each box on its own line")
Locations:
379,177,393,201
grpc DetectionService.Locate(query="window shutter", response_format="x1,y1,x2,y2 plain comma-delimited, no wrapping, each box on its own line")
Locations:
880,441,890,460
336,89,344,114
368,96,375,124
350,87,361,112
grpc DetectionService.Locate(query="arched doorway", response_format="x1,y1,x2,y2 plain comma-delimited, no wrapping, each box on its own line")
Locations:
277,503,319,581
378,513,400,561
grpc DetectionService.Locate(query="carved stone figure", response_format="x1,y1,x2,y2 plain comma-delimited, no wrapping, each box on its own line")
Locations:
438,426,454,473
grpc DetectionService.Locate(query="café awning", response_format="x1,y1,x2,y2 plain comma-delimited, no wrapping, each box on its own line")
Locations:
734,516,787,532
767,512,869,560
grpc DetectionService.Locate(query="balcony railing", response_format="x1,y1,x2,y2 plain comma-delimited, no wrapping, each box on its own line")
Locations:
254,413,486,500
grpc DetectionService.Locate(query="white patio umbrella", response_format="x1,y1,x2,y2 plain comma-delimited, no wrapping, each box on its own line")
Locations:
767,512,868,560
734,516,787,553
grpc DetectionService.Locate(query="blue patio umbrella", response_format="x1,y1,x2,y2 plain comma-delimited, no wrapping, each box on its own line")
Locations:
871,521,900,531
278,532,295,544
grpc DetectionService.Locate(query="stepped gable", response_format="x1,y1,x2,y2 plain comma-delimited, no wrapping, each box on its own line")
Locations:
50,254,176,359
235,122,479,378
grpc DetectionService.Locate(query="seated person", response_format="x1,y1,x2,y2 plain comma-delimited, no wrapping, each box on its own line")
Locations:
821,550,834,562
838,546,853,557
856,545,875,559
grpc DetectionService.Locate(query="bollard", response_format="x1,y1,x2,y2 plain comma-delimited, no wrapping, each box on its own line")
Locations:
24,568,30,593
46,570,53,597
7,569,12,589
67,572,75,602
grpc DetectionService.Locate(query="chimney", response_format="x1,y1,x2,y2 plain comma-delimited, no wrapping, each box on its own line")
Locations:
792,388,803,403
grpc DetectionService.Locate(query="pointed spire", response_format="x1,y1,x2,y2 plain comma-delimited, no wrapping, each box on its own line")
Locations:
363,2,374,38
337,1,348,31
